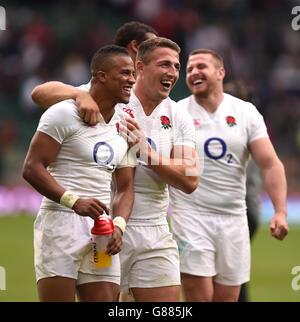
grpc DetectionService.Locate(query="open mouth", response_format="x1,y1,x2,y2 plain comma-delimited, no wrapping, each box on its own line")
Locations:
192,79,204,86
123,86,132,94
160,80,172,90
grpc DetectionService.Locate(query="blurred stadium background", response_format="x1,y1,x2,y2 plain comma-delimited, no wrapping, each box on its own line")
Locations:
0,0,300,302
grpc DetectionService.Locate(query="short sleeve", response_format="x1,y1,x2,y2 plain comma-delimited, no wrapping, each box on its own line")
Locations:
116,149,138,169
247,103,269,144
37,101,78,144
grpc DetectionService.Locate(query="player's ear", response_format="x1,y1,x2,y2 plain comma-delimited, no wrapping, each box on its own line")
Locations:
128,40,139,54
219,67,225,81
96,70,107,83
136,60,143,75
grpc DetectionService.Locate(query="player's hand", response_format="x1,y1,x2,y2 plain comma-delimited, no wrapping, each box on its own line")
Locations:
72,198,109,219
106,227,123,255
270,212,289,240
119,118,150,157
75,90,100,126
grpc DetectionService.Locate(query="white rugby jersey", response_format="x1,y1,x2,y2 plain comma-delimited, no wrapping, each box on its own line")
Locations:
37,99,132,211
77,82,196,224
118,91,196,224
169,93,268,216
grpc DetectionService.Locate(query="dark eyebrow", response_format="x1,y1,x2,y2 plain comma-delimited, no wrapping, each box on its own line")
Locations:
159,60,180,70
159,60,171,65
120,68,134,73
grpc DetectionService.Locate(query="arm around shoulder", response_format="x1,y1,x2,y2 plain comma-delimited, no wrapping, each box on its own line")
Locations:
32,80,100,125
31,81,84,109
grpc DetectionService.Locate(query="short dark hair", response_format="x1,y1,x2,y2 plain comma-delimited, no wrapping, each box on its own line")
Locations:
113,21,158,47
90,45,130,73
189,49,224,68
137,37,180,65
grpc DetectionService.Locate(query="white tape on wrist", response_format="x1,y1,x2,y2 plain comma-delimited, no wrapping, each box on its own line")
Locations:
60,191,80,209
113,216,127,234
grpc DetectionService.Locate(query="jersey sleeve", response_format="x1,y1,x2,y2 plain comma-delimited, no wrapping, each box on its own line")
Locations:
174,104,196,148
247,103,269,144
37,101,78,144
116,149,138,169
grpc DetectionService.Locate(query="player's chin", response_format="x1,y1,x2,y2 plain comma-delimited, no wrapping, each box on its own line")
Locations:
158,89,171,100
189,86,207,97
119,94,131,104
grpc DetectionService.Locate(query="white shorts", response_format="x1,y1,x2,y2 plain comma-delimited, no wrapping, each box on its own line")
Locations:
34,209,120,285
120,224,181,291
169,212,250,286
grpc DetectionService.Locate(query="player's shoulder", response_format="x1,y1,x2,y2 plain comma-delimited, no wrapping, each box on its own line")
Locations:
160,96,182,112
159,97,183,118
177,95,193,108
47,99,77,115
176,96,195,117
162,97,194,129
223,93,257,114
224,93,254,108
41,99,79,126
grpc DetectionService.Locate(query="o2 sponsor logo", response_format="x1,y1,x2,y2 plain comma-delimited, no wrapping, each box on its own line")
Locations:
93,142,114,166
204,137,232,163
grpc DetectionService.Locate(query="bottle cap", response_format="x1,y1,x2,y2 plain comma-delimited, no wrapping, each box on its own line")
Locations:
91,215,114,235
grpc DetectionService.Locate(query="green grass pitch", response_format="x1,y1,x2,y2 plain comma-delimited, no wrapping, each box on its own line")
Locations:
0,215,300,302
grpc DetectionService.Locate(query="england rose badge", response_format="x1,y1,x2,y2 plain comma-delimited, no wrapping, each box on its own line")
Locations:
160,115,172,129
225,116,236,127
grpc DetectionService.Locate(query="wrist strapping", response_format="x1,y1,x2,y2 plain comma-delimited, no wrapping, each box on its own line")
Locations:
60,191,80,209
113,216,127,234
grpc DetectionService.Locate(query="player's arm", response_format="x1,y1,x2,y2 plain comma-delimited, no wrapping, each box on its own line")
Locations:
22,131,109,219
106,167,135,255
249,137,288,240
31,81,100,125
120,118,200,194
147,144,199,194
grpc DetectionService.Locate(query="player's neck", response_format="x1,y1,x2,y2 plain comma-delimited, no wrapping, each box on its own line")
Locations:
194,90,224,114
90,88,115,123
99,105,115,123
133,84,162,116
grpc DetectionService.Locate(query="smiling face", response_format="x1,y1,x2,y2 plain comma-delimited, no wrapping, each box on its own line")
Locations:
186,53,225,98
137,46,180,102
104,55,135,104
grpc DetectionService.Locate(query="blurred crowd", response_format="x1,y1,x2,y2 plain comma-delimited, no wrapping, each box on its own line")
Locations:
0,0,300,193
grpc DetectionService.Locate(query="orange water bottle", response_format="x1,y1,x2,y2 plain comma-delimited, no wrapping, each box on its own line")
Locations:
91,214,114,268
